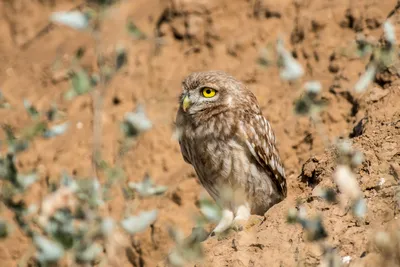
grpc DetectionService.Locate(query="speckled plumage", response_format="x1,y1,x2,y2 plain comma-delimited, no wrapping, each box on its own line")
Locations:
175,70,287,233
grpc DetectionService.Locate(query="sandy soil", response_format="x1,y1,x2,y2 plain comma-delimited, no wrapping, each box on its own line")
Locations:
0,0,399,266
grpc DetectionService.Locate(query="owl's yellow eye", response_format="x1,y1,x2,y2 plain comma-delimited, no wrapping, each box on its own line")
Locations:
202,88,216,98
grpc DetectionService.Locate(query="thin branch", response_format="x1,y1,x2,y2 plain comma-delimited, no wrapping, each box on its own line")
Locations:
91,12,106,179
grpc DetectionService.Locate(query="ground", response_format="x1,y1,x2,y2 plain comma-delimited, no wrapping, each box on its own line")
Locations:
0,0,399,266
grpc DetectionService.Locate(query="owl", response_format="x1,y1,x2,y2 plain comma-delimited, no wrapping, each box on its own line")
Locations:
175,70,287,235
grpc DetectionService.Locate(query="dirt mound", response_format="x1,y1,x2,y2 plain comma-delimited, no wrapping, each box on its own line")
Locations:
202,82,400,267
0,0,399,266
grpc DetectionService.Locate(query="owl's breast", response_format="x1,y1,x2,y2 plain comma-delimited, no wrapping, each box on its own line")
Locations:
179,115,238,173
177,112,266,199
181,127,252,190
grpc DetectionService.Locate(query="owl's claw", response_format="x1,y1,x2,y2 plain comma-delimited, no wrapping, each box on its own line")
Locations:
234,215,264,232
209,228,235,241
208,217,262,241
208,226,231,241
209,222,245,240
231,220,245,232
209,228,228,239
231,219,248,232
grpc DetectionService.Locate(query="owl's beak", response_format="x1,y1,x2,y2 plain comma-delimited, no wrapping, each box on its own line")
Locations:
182,95,191,112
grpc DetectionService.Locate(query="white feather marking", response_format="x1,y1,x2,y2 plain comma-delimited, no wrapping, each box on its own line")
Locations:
221,154,232,177
196,125,204,136
172,127,183,141
228,139,242,149
209,119,215,130
223,123,230,135
269,158,276,169
258,115,263,124
246,140,259,163
250,126,257,137
226,96,233,107
277,164,285,177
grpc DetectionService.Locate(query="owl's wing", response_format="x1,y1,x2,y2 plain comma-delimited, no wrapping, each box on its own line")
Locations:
237,117,287,197
178,139,192,164
174,122,192,164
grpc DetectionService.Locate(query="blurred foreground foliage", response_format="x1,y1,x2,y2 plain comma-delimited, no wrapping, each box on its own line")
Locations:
0,2,162,266
0,1,219,266
278,18,399,267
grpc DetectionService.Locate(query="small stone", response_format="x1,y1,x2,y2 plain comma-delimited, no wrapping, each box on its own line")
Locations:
328,62,340,73
367,87,389,102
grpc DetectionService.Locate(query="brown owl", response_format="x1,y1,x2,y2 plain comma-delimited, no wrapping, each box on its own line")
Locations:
175,70,287,235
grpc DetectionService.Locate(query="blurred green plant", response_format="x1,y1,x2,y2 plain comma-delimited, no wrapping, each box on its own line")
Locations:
277,13,399,267
128,174,168,197
126,20,147,40
0,90,11,109
348,20,397,93
0,2,163,266
166,193,220,266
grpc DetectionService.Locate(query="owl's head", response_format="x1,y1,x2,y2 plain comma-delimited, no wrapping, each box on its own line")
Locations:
179,70,244,115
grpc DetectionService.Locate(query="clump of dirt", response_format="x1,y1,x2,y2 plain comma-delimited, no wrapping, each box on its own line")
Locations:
0,0,399,267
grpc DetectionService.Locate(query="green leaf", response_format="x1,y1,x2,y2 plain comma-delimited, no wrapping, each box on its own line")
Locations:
50,11,89,30
0,90,10,109
299,216,328,241
0,154,18,187
1,125,28,153
90,73,100,86
352,197,367,219
64,89,77,100
115,46,127,71
294,92,327,117
105,166,125,183
276,38,304,81
286,208,298,224
101,217,115,236
354,64,377,93
304,81,322,94
94,0,118,6
44,209,76,249
23,99,40,119
383,20,396,46
76,243,102,263
126,20,146,39
70,70,92,95
75,46,86,60
128,174,167,197
294,97,311,116
43,122,69,138
76,179,104,207
197,194,221,223
60,172,78,189
34,235,65,263
0,219,9,238
257,46,273,67
199,198,221,223
101,66,114,83
21,122,47,141
121,210,158,234
2,124,16,144
121,105,152,138
46,104,59,121
17,173,37,190
355,39,373,58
